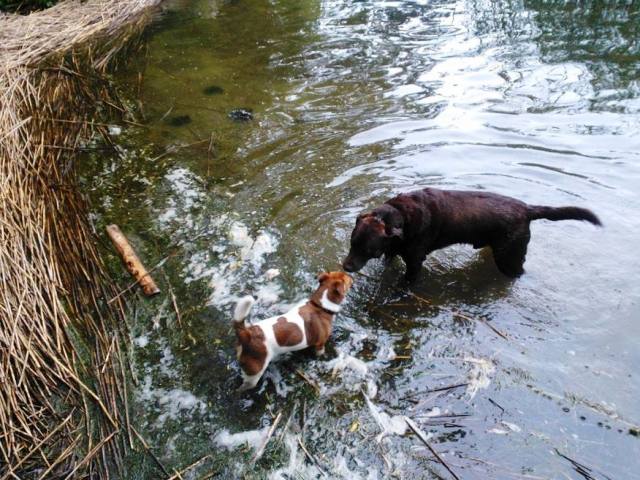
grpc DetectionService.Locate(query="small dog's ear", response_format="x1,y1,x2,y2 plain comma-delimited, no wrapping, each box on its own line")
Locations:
317,272,330,283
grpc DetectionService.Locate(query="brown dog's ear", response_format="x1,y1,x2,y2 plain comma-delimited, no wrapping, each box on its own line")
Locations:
317,272,330,283
388,226,403,239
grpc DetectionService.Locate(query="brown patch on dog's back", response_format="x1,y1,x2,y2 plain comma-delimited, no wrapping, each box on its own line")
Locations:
299,304,332,349
236,325,267,375
273,317,303,347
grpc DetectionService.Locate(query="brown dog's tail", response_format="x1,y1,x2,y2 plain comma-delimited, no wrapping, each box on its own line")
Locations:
233,295,255,331
527,205,602,226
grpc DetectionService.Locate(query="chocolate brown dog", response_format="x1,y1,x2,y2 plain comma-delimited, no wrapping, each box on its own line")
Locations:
342,187,601,280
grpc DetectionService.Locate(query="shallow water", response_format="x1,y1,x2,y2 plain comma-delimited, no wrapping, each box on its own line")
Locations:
82,0,640,478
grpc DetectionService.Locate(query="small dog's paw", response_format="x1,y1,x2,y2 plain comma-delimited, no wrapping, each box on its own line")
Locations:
315,347,326,356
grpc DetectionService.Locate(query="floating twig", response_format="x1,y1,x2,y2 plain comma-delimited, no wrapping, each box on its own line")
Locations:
252,412,283,464
427,382,469,394
555,449,613,480
488,397,505,414
132,426,170,477
405,417,461,480
167,455,211,480
163,271,182,326
297,437,327,477
295,368,321,395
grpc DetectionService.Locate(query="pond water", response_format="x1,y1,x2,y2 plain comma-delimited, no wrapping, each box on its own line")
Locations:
82,0,640,478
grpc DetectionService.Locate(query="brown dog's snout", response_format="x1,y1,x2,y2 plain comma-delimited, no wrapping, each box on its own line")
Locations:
342,254,365,273
342,259,354,272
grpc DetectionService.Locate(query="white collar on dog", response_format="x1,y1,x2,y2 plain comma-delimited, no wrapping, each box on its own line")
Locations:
320,290,341,313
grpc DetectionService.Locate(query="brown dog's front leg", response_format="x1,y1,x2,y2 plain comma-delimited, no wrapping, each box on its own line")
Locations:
401,250,425,282
314,345,326,356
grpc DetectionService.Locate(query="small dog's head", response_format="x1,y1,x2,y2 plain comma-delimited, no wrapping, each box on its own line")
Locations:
316,271,353,304
343,212,403,272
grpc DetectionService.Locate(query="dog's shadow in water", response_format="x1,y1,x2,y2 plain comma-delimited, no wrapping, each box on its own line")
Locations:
363,247,516,313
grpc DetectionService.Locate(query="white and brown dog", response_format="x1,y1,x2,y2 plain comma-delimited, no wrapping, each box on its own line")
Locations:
233,271,353,391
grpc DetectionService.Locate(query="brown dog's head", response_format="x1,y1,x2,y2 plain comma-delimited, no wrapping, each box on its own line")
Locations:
316,271,353,304
343,211,403,272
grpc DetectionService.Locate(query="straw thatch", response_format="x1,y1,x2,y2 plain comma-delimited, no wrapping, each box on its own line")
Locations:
1,1,160,478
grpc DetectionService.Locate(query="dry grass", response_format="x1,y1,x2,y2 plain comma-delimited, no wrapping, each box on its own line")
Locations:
1,1,160,478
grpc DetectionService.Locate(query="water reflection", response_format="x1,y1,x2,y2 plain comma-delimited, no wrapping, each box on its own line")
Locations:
82,0,640,477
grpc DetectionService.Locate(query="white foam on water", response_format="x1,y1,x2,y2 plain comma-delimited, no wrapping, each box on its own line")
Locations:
254,282,282,305
157,167,204,228
156,389,207,426
243,231,278,266
228,221,253,250
137,374,208,428
159,346,177,379
264,268,280,280
425,407,441,417
134,338,209,429
134,335,149,348
181,220,279,309
363,395,408,442
214,426,270,451
268,434,305,480
327,350,369,378
263,367,295,397
268,433,373,480
464,356,495,399
152,165,283,311
377,345,397,361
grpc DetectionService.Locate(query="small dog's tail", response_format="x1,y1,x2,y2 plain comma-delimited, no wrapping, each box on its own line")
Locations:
527,205,602,226
233,295,255,330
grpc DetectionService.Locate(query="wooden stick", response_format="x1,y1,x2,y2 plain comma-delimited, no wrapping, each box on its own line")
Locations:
405,417,461,480
106,224,160,297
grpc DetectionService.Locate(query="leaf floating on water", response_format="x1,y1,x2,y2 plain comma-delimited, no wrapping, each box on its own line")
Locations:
349,419,360,432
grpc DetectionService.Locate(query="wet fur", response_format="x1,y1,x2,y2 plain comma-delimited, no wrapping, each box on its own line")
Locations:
343,187,601,280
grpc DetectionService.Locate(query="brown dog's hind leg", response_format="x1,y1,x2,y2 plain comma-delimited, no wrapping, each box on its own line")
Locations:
492,232,530,278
